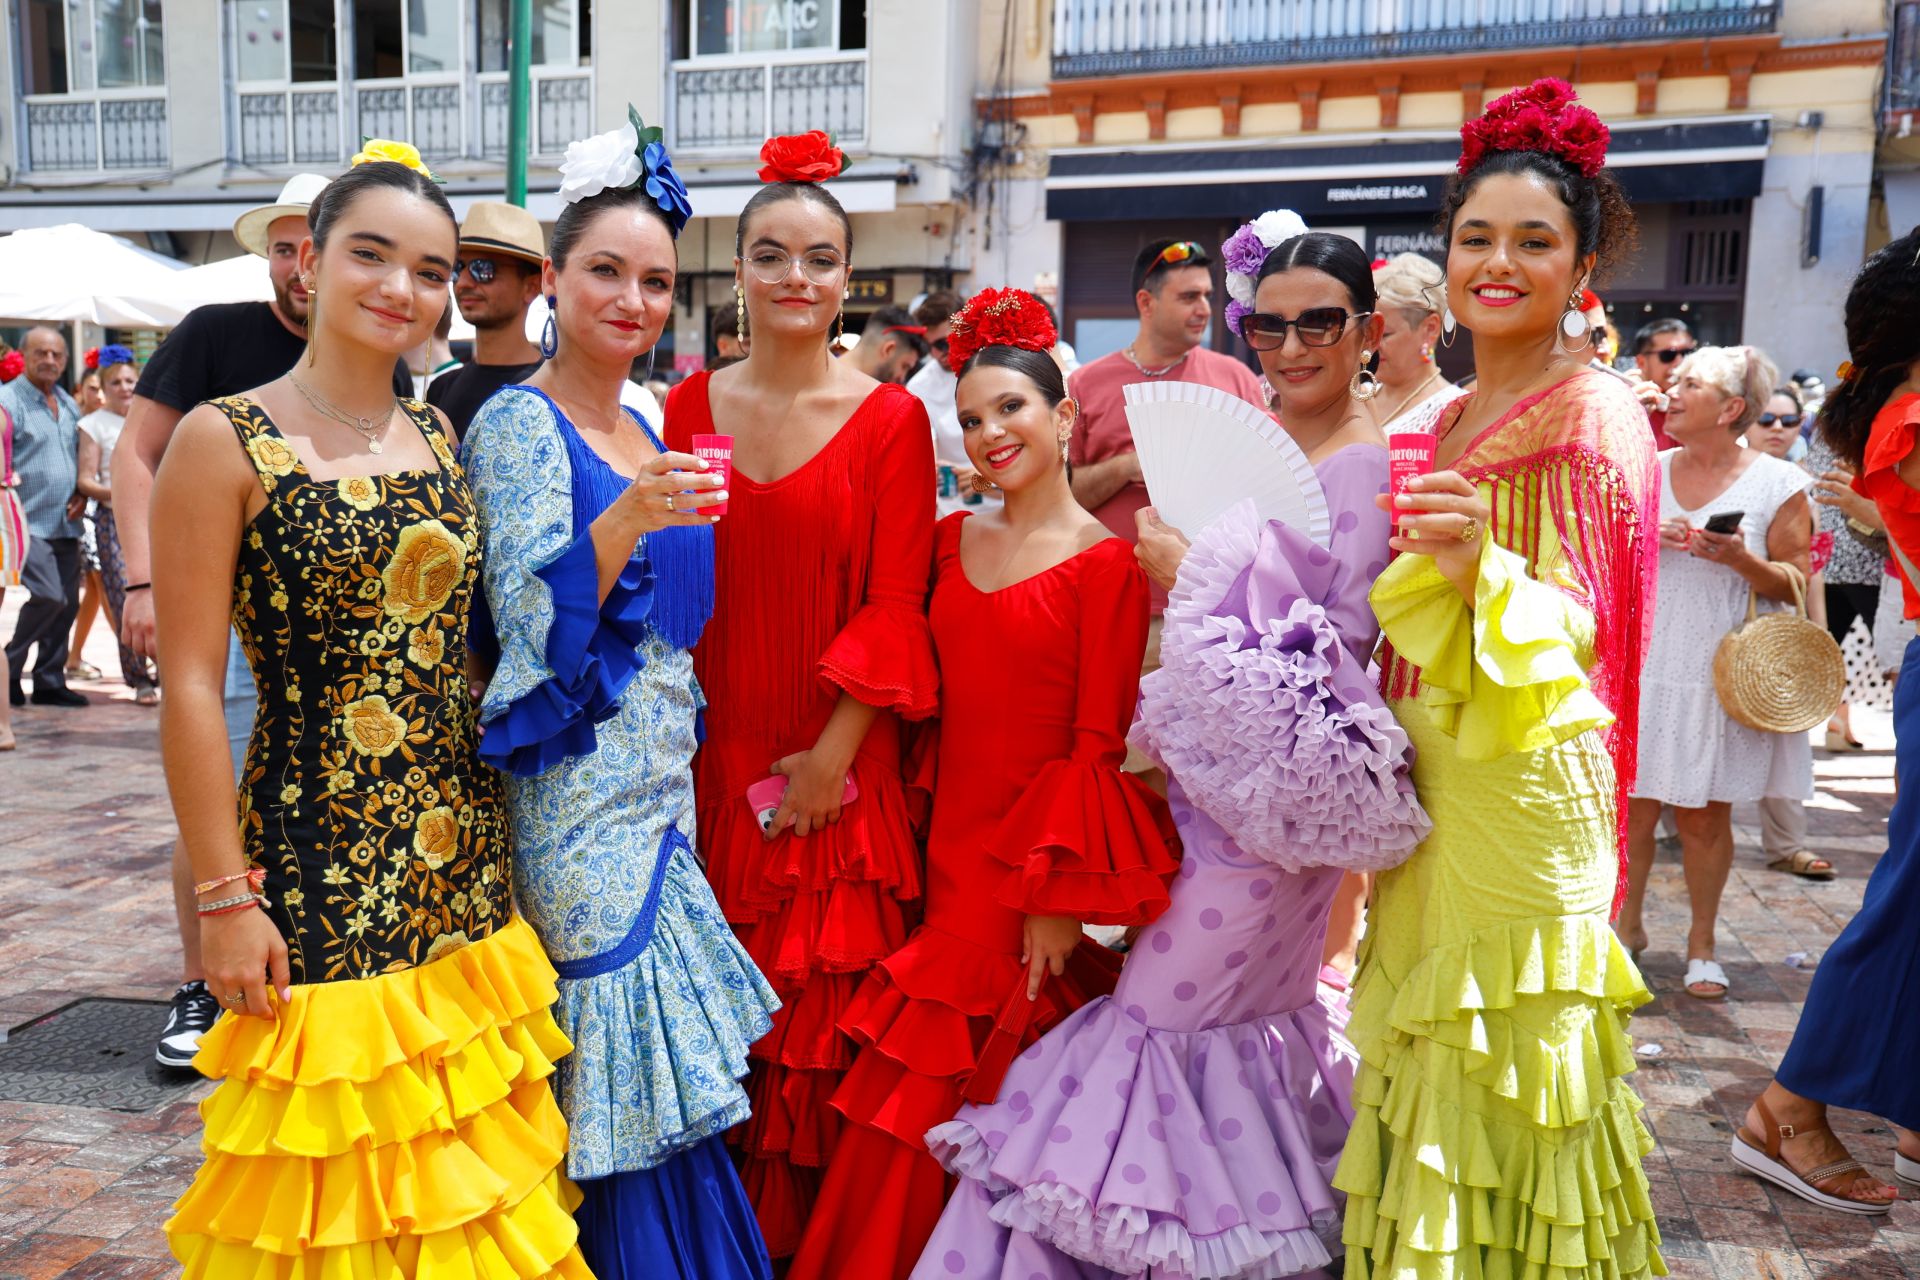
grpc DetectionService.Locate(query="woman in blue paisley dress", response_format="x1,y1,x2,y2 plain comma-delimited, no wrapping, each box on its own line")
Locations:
462,119,780,1279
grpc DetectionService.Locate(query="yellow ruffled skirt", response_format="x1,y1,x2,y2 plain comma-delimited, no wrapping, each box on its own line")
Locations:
165,916,594,1279
1334,715,1666,1280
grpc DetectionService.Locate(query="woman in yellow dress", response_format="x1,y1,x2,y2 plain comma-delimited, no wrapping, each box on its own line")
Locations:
153,146,588,1278
1335,80,1666,1278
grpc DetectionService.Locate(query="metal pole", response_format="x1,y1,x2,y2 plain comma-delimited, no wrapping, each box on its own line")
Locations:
506,0,532,206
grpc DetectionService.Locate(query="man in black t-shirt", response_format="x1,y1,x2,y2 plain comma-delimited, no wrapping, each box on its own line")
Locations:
110,173,412,1072
426,202,546,436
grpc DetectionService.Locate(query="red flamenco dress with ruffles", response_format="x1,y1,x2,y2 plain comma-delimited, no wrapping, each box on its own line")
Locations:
788,515,1181,1280
665,372,939,1257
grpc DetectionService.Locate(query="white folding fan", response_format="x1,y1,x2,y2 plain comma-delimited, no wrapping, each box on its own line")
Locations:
1123,380,1330,546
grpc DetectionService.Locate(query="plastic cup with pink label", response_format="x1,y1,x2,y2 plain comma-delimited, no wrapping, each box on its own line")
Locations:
1388,430,1438,532
691,434,733,518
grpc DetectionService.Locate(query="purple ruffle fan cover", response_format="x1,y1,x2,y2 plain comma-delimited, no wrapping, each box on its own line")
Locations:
924,499,1430,1279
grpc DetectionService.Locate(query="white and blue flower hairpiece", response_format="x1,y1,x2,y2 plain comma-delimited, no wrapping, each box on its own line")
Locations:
557,106,693,237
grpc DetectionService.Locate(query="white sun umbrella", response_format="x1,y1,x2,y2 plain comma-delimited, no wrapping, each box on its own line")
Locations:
167,253,275,307
0,223,188,327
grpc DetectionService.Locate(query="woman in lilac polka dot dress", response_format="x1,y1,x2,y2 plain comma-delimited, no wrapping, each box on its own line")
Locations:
913,227,1432,1280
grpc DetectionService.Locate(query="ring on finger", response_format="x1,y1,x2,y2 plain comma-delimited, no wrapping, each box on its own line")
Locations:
230,990,247,1005
1458,517,1480,544
663,493,676,514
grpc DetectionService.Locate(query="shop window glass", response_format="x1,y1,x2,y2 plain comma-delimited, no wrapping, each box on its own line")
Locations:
233,0,289,81
354,0,404,78
477,0,580,71
694,0,841,57
408,0,461,73
290,0,340,81
95,0,165,87
22,0,72,94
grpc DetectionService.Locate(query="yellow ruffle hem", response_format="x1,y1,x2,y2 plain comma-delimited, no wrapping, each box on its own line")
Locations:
165,916,594,1280
1337,548,1665,1279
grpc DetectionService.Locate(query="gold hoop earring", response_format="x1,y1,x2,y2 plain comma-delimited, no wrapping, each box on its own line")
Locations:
1440,305,1458,349
1350,351,1381,402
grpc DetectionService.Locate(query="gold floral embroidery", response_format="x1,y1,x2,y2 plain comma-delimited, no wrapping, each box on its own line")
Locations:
383,520,465,624
340,694,408,757
414,805,458,869
407,625,444,668
214,396,511,985
247,434,299,477
338,476,383,510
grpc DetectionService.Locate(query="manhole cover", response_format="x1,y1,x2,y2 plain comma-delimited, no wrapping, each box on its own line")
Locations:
0,999,205,1111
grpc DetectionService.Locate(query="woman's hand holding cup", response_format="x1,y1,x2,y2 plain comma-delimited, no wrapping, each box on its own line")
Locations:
1381,470,1491,600
619,451,727,534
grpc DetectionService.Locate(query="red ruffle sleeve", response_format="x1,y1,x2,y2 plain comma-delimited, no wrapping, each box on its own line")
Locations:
988,550,1180,924
815,393,940,719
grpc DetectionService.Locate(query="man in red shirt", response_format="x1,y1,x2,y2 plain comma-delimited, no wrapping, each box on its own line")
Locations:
1067,238,1267,579
1628,317,1695,449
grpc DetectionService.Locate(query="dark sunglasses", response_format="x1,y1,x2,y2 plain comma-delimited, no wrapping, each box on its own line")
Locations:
932,337,950,354
1238,307,1371,351
453,258,500,284
1756,412,1804,427
1654,346,1699,364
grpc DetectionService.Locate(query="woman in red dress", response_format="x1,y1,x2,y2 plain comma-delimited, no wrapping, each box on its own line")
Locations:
663,133,939,1259
788,289,1181,1279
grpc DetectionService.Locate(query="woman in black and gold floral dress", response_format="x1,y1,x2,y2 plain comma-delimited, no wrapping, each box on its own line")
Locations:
150,147,589,1278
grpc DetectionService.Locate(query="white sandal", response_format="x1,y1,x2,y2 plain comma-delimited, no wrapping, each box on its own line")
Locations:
1684,957,1729,1000
1897,1151,1920,1187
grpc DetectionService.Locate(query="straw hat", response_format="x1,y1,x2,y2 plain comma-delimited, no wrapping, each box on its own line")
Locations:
459,202,545,266
233,173,331,258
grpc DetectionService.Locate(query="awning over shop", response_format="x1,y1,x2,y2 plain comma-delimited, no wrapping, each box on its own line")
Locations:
1045,115,1771,221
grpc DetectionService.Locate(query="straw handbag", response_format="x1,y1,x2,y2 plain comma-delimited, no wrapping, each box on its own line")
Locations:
1712,563,1844,734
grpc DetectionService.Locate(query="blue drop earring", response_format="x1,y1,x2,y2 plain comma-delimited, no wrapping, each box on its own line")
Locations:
540,296,558,359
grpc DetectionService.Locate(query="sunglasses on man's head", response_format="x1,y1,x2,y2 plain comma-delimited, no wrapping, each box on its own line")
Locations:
1756,412,1804,428
1150,241,1205,272
1654,346,1699,364
1238,307,1370,351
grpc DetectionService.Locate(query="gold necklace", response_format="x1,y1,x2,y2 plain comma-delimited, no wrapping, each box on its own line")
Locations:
1376,370,1445,427
289,374,397,454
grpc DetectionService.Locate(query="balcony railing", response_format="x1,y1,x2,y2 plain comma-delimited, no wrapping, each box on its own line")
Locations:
22,91,169,172
670,52,867,153
1052,0,1780,77
232,69,592,169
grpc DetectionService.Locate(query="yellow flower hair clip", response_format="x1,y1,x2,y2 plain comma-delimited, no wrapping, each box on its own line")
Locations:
350,138,438,182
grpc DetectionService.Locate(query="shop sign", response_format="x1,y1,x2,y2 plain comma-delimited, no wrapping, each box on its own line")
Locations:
1326,182,1430,205
847,273,893,304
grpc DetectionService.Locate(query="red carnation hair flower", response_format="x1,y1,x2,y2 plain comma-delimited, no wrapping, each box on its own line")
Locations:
0,351,22,383
1458,77,1610,179
946,288,1058,371
758,131,848,184
83,347,101,370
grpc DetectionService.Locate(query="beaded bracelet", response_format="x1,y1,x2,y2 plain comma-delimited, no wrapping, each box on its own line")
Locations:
194,868,264,896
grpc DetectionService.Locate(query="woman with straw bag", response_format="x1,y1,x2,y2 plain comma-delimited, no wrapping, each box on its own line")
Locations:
1614,345,1814,1000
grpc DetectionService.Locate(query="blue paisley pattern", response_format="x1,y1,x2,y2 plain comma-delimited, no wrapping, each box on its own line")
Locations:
463,386,778,1178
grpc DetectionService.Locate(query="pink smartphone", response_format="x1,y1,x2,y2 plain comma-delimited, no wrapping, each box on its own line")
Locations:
747,773,860,834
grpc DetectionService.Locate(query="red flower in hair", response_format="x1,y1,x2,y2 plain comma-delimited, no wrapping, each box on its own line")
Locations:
1459,77,1609,178
946,287,1058,371
83,347,101,370
0,352,22,383
757,131,848,184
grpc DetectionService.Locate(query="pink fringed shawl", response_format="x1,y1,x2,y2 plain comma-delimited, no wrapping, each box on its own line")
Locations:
1380,371,1660,915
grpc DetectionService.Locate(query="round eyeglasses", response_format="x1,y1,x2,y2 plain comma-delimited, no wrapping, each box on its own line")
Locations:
743,249,848,286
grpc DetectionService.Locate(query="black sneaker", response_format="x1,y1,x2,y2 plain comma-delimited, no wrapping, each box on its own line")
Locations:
155,980,219,1070
29,686,88,707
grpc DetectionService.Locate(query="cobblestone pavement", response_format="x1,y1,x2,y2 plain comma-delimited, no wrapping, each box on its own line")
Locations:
0,600,1916,1278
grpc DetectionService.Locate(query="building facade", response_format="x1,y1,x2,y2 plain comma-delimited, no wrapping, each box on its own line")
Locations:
0,0,980,365
961,0,1887,378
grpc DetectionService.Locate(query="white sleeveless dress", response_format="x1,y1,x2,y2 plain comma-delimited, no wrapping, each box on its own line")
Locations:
1633,449,1815,807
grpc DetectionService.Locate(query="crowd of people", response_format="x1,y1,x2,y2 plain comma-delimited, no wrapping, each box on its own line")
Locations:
0,74,1915,1280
